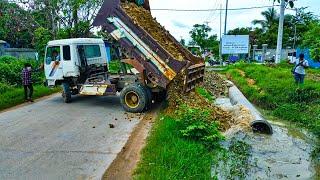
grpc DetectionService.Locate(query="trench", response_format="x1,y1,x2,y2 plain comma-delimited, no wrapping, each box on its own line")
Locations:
212,96,320,179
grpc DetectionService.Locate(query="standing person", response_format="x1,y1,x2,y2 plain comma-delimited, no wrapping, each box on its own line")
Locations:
292,53,309,84
21,63,34,102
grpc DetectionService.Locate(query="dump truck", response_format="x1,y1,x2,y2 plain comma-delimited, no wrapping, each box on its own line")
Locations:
44,0,205,113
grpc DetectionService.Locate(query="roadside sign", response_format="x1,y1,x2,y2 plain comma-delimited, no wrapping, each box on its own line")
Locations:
221,35,249,54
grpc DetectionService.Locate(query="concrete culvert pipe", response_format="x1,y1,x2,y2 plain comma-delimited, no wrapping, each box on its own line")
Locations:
228,83,273,135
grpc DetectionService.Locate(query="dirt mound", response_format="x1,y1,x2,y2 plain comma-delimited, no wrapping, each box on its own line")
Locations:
204,71,229,97
166,72,232,131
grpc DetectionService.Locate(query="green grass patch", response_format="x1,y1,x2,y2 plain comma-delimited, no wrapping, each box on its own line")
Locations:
0,85,59,111
134,115,218,179
196,87,215,102
135,86,227,179
225,63,320,137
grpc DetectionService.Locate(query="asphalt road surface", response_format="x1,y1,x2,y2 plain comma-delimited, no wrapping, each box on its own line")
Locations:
0,94,142,179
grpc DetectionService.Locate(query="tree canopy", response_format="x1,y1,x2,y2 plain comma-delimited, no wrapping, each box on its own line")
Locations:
0,0,103,56
189,24,219,57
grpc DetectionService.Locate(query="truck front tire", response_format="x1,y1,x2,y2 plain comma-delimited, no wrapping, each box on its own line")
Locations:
62,82,72,103
120,84,147,113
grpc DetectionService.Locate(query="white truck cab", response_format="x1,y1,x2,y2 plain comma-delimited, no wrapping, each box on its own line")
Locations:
44,38,152,113
45,38,108,86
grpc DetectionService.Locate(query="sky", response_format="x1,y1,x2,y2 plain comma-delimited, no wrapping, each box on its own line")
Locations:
149,0,320,42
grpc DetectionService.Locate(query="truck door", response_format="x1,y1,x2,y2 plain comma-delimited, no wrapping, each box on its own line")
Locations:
44,46,64,81
62,45,79,77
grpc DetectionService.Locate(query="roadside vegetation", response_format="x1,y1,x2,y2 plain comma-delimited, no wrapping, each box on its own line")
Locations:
224,62,320,137
0,56,59,111
134,79,249,179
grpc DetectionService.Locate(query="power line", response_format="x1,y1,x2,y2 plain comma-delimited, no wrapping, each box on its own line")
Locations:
151,5,280,12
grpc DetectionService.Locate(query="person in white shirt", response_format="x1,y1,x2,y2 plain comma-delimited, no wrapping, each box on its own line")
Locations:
293,54,309,84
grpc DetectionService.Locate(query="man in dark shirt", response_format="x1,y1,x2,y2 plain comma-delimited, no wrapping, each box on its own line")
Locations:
21,63,34,102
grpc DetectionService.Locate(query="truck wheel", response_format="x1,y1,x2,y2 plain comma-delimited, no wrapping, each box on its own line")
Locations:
120,84,147,113
62,82,72,103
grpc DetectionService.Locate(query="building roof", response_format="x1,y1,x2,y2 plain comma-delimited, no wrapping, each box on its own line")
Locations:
47,38,104,46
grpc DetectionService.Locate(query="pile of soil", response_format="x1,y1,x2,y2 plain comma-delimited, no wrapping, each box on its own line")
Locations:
121,2,186,61
166,73,232,131
204,71,229,97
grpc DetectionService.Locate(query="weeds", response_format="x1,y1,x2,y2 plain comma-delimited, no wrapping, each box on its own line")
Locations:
176,104,224,149
134,116,217,179
212,139,251,180
225,62,320,137
135,87,226,179
0,85,59,111
196,87,215,102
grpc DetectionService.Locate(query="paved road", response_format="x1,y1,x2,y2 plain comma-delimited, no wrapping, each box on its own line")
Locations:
0,94,141,179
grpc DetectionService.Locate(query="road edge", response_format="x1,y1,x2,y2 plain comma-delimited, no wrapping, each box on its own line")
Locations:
102,107,160,179
0,92,60,114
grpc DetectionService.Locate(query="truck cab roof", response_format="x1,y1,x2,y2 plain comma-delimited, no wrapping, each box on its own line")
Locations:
47,38,104,46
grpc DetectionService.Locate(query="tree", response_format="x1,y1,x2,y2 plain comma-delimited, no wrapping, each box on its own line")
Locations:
179,39,186,47
0,1,37,48
189,24,219,56
227,27,252,35
0,0,104,49
301,23,320,61
252,8,278,31
34,27,52,57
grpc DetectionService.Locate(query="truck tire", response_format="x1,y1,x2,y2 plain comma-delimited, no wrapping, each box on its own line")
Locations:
62,82,72,103
120,84,147,113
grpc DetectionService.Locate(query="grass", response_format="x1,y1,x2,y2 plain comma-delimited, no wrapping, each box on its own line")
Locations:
0,85,60,111
224,62,320,137
134,115,217,179
196,87,215,102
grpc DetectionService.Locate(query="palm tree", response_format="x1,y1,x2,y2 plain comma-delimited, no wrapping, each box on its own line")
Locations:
252,8,279,31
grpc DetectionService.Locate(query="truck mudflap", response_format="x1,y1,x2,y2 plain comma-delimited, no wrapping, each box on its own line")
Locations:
184,63,205,92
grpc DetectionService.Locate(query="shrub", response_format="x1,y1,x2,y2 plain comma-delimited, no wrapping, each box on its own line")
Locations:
176,104,224,149
0,56,43,86
0,82,13,94
287,86,320,104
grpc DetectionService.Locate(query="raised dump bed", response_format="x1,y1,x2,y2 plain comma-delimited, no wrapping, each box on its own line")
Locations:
93,0,205,91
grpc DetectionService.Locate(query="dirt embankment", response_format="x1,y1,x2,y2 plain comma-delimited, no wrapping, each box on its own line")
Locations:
167,71,253,133
166,71,234,131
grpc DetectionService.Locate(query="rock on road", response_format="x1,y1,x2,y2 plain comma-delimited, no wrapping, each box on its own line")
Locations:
0,94,142,179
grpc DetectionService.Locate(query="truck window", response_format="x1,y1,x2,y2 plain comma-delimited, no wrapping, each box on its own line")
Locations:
63,45,71,61
83,45,101,58
46,46,61,64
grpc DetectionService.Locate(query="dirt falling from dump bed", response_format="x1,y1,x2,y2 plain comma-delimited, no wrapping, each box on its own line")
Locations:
121,2,186,61
166,72,232,132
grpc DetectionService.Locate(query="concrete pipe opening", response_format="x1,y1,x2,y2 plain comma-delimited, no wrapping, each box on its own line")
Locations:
250,120,273,135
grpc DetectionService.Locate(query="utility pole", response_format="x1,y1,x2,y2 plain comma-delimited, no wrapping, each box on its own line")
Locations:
224,0,229,35
219,3,223,64
219,3,222,39
275,0,285,64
